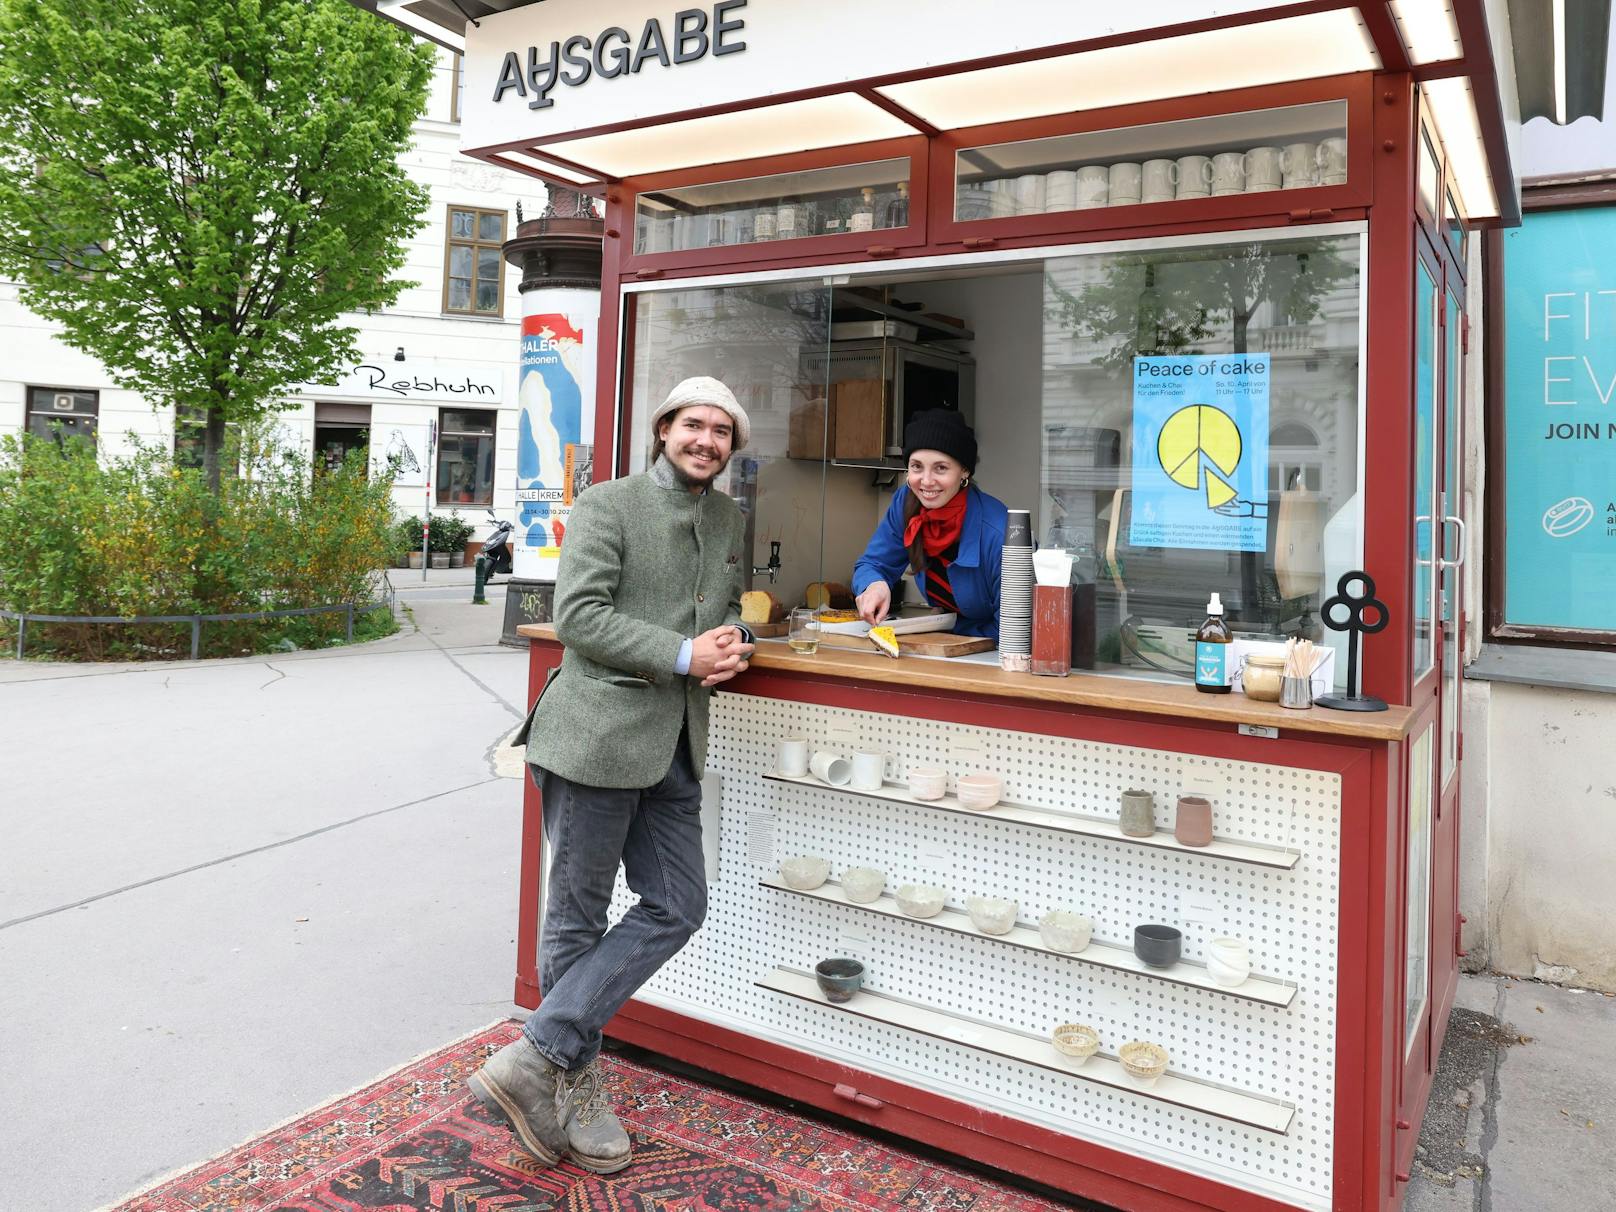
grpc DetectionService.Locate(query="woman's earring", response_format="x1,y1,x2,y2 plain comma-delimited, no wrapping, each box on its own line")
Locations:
962,475,971,487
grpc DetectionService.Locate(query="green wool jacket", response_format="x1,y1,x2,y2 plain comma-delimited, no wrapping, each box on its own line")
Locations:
514,456,749,789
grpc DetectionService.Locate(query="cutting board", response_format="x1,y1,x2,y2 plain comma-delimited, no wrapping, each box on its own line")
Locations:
748,620,789,638
816,630,994,658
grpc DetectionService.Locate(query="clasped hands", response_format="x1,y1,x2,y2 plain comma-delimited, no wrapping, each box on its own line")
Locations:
689,625,754,687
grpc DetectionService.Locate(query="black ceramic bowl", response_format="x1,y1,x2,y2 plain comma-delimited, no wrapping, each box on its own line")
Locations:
1133,924,1183,969
814,957,866,1003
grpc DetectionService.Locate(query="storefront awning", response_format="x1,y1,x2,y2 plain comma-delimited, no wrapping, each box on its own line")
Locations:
358,0,1529,222
1507,0,1611,123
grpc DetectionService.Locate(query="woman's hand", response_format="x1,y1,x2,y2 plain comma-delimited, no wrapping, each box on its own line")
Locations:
856,581,892,627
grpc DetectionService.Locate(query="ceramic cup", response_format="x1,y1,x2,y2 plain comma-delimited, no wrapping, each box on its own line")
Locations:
1245,145,1283,191
1013,172,1047,215
1134,923,1183,968
1075,165,1110,208
896,883,946,919
1211,151,1246,196
989,178,1017,218
1175,155,1213,198
1039,910,1093,953
814,957,865,1003
1207,937,1252,987
1108,161,1143,205
809,751,851,786
1119,788,1156,837
967,895,1018,935
907,766,947,800
778,736,809,778
1282,141,1318,189
851,749,886,791
1174,795,1214,847
1044,169,1077,211
1142,158,1177,203
840,866,886,904
780,855,830,890
1317,137,1348,184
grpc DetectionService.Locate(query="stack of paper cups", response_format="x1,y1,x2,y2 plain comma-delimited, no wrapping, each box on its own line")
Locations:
999,509,1034,671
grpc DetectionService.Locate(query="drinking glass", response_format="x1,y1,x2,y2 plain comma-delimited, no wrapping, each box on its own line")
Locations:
788,607,821,654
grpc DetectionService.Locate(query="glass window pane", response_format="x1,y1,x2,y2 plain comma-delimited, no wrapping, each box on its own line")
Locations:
628,283,834,607
1418,131,1440,216
1413,263,1437,681
476,279,499,312
437,431,495,503
1041,232,1363,687
451,210,474,238
477,248,501,281
1441,290,1462,786
478,212,503,242
443,409,495,436
1405,725,1433,1056
449,245,472,278
448,277,471,311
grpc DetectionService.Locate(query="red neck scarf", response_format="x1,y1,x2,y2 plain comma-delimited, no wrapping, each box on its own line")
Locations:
903,487,969,557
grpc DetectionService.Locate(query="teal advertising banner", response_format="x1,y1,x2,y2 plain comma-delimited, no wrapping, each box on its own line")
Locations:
1129,354,1271,552
1501,208,1616,633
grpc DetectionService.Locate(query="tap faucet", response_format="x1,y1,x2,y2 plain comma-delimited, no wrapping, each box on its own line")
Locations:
752,540,782,584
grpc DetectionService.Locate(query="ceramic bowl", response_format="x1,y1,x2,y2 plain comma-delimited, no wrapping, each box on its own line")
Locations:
1133,924,1182,968
966,895,1018,935
1038,910,1093,953
1051,1023,1100,1062
895,883,946,919
907,767,947,801
840,866,887,904
779,855,830,891
814,957,865,1003
1207,937,1252,987
1119,1040,1170,1085
957,772,1003,810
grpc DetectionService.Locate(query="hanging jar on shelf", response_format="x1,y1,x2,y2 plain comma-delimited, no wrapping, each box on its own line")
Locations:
882,181,910,229
850,186,877,233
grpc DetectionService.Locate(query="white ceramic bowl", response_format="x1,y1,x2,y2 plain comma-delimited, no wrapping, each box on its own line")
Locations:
1051,1023,1100,1061
840,866,886,904
1038,910,1093,953
966,895,1018,935
957,772,1002,810
895,883,946,918
907,767,947,801
779,855,829,891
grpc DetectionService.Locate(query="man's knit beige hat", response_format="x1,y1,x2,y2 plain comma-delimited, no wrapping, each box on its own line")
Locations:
650,376,749,451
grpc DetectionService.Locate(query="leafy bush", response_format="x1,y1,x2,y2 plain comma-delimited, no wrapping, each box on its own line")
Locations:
0,428,399,660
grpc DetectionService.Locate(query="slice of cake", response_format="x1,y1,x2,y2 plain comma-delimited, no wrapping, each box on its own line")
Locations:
868,625,901,659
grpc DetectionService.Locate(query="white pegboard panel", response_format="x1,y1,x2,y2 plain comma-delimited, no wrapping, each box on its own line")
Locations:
583,697,1343,1211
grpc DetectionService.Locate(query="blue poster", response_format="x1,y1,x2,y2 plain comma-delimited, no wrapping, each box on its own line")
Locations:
1129,354,1271,552
1501,208,1616,633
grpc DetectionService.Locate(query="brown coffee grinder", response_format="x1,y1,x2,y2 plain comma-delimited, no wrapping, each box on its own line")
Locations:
1194,592,1233,694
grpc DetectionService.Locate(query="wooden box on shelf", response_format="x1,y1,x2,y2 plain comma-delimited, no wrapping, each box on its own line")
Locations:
831,379,886,460
788,394,833,460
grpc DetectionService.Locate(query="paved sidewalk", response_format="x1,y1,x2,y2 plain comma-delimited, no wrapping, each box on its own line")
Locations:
1408,973,1616,1211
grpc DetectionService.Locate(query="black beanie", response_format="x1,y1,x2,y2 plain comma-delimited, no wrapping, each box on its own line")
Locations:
902,408,977,473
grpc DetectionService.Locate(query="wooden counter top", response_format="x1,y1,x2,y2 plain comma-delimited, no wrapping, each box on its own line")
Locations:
515,624,1416,742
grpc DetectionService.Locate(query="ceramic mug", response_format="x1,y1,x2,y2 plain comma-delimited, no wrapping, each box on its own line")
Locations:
1317,137,1348,184
1044,169,1077,211
1245,146,1283,191
1282,141,1319,189
1142,158,1178,203
1013,172,1047,215
1211,151,1246,196
989,178,1017,218
778,736,809,778
851,749,886,791
1108,161,1143,205
1207,937,1252,987
1174,155,1213,198
809,751,851,786
1075,165,1110,208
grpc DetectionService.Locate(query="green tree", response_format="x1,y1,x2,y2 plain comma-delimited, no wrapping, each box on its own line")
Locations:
0,0,435,491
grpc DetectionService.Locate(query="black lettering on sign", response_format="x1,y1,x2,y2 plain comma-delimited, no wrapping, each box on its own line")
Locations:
527,42,560,110
492,50,526,101
633,18,671,71
560,34,593,86
595,26,631,78
714,0,747,55
672,8,709,63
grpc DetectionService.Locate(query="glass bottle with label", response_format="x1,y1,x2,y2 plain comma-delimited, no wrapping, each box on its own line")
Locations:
753,199,778,242
1194,592,1233,693
775,193,804,241
882,181,910,230
850,187,876,233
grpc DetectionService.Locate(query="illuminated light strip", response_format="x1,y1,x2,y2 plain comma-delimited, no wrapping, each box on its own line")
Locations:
1553,0,1568,124
1388,0,1464,65
1422,77,1499,218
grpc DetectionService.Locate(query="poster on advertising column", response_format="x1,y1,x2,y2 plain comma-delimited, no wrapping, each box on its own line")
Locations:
1501,207,1616,635
1129,354,1270,552
516,308,593,580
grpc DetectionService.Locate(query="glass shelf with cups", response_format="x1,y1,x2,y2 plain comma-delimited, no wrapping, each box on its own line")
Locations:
758,875,1298,1008
634,157,914,257
951,100,1349,225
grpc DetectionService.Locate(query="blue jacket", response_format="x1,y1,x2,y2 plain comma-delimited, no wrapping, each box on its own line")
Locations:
852,485,1008,642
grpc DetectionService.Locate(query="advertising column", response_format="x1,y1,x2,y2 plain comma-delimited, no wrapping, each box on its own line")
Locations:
499,191,605,644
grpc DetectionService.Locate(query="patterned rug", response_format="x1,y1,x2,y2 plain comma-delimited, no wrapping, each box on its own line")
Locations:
106,1021,1075,1212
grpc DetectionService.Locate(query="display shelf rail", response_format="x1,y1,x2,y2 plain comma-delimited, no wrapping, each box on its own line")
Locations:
756,966,1297,1134
760,877,1299,1008
762,772,1302,870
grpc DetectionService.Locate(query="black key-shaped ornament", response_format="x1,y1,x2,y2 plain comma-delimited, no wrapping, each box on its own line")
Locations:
1315,570,1389,712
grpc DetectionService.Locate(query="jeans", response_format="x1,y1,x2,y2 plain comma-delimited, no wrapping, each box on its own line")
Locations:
522,729,707,1072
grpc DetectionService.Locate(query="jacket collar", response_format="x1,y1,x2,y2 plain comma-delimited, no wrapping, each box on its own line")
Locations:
650,454,705,495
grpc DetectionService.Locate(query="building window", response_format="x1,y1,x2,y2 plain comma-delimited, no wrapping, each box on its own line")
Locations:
450,53,462,123
314,402,372,474
438,408,497,505
26,386,98,446
443,206,506,317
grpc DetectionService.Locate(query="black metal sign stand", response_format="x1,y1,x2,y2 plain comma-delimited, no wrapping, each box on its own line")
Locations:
1315,570,1390,712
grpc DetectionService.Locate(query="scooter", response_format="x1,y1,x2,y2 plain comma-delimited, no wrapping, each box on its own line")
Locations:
480,509,514,577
